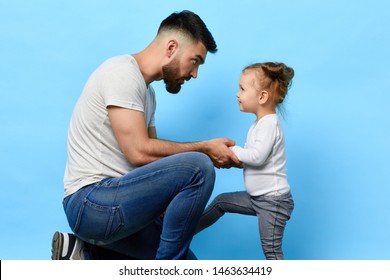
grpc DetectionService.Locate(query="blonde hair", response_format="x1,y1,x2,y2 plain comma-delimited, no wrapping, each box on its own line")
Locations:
243,62,294,108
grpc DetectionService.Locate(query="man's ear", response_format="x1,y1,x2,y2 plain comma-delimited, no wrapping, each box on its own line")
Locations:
166,39,178,58
257,90,269,104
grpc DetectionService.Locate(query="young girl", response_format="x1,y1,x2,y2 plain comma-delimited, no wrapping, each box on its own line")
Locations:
196,62,295,260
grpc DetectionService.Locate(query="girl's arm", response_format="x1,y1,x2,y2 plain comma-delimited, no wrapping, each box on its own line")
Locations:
232,119,278,166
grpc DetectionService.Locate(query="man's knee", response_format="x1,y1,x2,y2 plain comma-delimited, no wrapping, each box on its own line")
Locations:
180,152,215,179
186,152,213,166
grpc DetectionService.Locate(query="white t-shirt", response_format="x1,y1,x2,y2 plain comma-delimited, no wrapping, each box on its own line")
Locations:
63,55,156,197
232,114,290,196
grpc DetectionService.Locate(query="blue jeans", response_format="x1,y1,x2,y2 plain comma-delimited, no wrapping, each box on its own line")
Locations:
195,191,294,260
63,152,215,260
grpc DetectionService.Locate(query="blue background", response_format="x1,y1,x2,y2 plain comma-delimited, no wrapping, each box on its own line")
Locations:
1,0,389,260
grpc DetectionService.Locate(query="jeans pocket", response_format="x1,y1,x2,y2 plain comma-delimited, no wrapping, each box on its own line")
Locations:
73,198,124,241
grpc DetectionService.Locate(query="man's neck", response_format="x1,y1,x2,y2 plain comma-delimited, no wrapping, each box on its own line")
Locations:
132,42,165,85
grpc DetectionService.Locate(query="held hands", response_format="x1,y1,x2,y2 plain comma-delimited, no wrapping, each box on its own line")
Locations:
204,138,243,169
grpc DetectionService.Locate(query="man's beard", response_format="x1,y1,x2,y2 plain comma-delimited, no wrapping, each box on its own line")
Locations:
162,58,185,94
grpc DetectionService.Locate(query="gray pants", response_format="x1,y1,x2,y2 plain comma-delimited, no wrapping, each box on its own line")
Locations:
196,191,294,260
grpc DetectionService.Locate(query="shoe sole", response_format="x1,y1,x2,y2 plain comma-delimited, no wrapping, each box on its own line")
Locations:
51,231,63,260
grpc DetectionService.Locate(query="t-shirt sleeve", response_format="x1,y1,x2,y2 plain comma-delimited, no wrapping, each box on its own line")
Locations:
100,61,146,112
148,87,157,128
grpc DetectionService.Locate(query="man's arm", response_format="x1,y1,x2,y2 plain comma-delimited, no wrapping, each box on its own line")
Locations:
148,126,157,139
108,106,240,167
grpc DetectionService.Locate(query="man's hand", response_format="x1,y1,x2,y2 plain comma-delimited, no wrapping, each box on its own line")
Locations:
108,106,243,168
204,138,243,169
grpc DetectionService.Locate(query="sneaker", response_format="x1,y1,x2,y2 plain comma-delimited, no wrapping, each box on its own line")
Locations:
51,231,89,260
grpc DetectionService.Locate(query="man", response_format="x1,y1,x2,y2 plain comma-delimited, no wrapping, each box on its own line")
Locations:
52,10,240,260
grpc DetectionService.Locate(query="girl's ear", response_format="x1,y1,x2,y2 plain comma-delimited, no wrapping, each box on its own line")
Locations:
257,90,269,104
166,39,178,58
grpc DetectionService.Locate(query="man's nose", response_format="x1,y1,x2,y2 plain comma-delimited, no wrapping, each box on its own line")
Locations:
190,67,199,79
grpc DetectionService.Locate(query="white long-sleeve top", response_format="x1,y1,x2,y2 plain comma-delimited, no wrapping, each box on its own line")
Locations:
232,114,290,196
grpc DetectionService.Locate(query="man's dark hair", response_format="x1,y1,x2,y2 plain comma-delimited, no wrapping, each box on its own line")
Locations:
158,10,217,53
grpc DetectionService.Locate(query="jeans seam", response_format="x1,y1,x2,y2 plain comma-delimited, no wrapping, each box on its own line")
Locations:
120,164,202,187
270,203,280,260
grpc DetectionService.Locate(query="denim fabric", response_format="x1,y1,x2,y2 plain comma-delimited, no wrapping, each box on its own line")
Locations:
63,152,215,260
196,190,294,260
